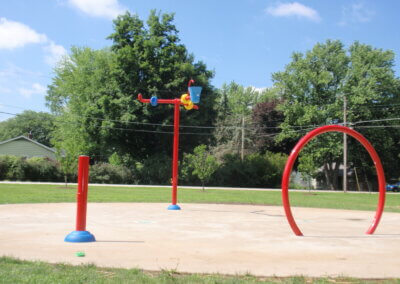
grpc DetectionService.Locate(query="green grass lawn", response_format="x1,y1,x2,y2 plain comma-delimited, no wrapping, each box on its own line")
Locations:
1,256,397,284
0,183,400,212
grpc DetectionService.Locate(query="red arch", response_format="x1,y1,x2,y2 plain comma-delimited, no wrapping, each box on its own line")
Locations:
281,125,386,236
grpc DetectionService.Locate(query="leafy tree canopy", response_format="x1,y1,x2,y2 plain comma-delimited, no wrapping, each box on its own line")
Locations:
0,111,55,146
46,10,217,163
213,82,270,157
273,40,400,189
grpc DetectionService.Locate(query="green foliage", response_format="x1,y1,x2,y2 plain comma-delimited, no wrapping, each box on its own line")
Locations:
0,111,55,146
0,155,62,182
136,153,172,185
0,155,26,180
90,163,134,184
108,152,124,166
212,152,287,188
273,40,400,189
24,157,61,181
47,47,118,162
183,145,219,190
213,82,267,156
47,11,217,165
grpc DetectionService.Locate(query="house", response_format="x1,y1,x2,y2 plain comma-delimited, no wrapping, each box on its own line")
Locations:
0,136,56,160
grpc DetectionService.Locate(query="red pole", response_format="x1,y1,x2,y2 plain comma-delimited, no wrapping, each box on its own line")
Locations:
64,155,95,242
171,99,180,205
76,155,90,231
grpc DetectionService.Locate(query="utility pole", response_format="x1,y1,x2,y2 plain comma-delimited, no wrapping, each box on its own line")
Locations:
343,95,348,193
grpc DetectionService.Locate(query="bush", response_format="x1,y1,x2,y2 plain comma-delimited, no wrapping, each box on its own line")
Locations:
0,155,63,182
0,156,27,180
90,163,134,184
25,157,62,182
210,152,287,188
136,154,172,185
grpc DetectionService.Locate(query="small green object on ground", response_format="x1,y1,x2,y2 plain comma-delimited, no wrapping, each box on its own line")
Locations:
76,252,85,257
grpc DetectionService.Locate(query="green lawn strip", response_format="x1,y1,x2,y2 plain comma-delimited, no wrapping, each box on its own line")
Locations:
0,184,399,213
1,256,397,284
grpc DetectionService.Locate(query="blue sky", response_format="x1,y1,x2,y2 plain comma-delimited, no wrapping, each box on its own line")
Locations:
0,0,399,121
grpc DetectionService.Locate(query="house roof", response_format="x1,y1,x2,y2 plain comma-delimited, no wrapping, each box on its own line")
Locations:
0,135,56,153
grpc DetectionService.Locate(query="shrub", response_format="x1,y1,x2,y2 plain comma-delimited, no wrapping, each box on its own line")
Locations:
3,156,26,180
211,152,287,188
25,157,62,182
0,155,63,182
90,163,134,184
136,154,172,185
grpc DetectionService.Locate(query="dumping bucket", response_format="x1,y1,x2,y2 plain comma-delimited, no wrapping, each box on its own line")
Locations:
188,86,202,103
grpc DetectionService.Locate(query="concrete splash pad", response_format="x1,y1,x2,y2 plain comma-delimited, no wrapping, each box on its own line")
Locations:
1,203,400,278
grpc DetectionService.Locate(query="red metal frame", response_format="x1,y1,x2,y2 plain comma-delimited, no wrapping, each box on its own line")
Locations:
281,125,386,236
75,155,90,231
137,84,199,206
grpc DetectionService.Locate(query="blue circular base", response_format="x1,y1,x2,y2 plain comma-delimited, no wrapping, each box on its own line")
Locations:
167,204,181,210
64,231,96,243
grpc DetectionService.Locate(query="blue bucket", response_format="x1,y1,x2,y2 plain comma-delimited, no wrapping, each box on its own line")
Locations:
188,86,202,103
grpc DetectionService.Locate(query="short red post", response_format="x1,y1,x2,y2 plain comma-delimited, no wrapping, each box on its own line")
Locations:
64,155,96,242
76,155,90,231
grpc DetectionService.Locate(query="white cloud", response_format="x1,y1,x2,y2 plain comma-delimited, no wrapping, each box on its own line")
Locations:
18,83,47,99
339,3,375,26
0,18,67,66
44,41,67,66
266,2,321,22
68,0,126,19
0,18,47,49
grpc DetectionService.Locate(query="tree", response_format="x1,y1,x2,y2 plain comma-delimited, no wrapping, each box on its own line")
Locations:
273,40,400,190
46,11,217,164
107,10,217,158
183,144,218,191
251,88,296,154
344,42,400,184
47,47,122,162
213,82,266,159
51,113,91,186
0,111,55,146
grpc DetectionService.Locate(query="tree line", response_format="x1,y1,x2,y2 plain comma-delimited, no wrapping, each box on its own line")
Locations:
1,11,399,190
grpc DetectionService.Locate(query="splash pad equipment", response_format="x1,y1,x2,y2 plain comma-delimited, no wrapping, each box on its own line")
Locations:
281,125,386,236
65,156,96,242
138,79,202,210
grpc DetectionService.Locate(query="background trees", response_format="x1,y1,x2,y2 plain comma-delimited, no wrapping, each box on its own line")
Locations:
273,40,400,190
46,11,217,166
1,8,397,190
212,82,268,159
0,111,55,146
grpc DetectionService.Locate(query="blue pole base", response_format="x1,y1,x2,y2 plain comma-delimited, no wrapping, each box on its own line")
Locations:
167,204,181,210
64,230,96,243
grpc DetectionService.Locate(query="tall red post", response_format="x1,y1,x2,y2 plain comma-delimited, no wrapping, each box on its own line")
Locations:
171,99,180,206
64,155,96,242
137,80,201,210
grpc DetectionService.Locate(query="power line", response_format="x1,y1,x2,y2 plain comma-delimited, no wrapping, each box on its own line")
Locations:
4,109,400,134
